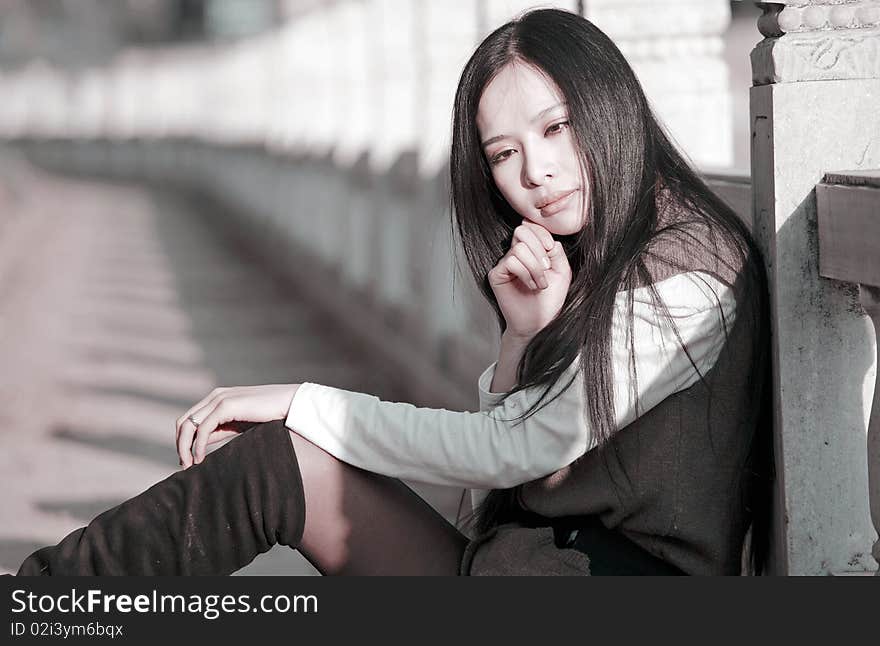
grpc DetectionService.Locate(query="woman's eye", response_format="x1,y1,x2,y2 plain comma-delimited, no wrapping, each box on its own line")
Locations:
490,149,514,165
545,120,569,135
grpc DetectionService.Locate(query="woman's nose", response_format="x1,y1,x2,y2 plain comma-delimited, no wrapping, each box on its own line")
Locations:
521,146,556,187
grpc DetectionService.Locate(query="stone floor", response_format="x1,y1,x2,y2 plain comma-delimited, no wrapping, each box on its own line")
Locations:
0,154,466,576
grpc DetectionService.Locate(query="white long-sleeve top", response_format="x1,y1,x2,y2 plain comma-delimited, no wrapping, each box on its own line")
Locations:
284,271,735,493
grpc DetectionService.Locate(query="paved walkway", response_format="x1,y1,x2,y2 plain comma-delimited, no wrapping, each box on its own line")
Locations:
0,153,464,575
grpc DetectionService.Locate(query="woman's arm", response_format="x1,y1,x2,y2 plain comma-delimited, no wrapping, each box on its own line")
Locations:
285,347,589,490
490,331,532,394
285,270,737,491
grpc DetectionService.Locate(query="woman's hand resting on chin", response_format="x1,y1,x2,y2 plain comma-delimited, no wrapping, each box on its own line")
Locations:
488,219,572,340
176,384,300,468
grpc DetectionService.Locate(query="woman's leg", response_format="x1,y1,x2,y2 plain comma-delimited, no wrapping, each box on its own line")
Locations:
16,421,468,576
17,421,306,576
290,431,468,575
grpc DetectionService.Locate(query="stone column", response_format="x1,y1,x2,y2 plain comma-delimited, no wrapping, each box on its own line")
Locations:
750,0,880,575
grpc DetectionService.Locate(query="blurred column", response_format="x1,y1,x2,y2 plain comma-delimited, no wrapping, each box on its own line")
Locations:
0,71,20,138
201,44,257,145
17,62,70,140
232,38,276,145
418,0,480,178
153,51,188,140
67,68,108,140
105,55,133,140
366,0,420,313
220,37,275,216
329,0,373,294
587,0,734,169
107,51,150,141
416,0,490,369
295,11,335,156
271,19,311,152
130,55,162,140
750,0,880,575
302,4,349,270
102,53,137,178
273,14,324,247
304,8,341,266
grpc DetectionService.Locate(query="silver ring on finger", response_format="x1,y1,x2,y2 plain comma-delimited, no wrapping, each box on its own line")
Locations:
188,414,202,428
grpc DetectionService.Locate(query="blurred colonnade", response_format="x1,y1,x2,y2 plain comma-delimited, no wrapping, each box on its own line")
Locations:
0,0,738,408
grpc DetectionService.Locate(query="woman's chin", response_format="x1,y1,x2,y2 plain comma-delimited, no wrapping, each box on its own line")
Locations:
520,211,586,236
539,217,586,236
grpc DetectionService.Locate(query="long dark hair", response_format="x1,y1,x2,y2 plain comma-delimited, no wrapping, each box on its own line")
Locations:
449,9,773,574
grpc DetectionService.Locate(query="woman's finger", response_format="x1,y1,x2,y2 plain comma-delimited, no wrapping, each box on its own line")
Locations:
205,428,242,446
519,219,555,252
511,242,547,288
177,417,199,468
501,254,538,290
191,400,236,465
547,240,569,272
513,224,552,270
178,396,224,467
175,388,225,443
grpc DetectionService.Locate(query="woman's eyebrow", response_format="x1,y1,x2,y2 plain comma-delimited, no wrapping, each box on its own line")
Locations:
530,101,567,123
480,102,568,148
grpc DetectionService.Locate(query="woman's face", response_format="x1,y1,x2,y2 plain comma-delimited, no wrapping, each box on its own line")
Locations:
476,61,588,236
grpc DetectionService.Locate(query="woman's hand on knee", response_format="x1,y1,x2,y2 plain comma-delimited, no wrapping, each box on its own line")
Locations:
176,384,300,468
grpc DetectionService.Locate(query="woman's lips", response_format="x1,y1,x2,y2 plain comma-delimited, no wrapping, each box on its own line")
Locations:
538,189,577,217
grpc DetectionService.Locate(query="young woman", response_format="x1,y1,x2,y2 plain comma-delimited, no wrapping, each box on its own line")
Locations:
16,8,772,577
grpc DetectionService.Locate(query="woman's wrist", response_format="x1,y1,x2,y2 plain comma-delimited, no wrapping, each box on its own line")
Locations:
491,332,534,393
501,330,534,348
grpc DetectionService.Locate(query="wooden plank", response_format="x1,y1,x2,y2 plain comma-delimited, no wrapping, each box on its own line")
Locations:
823,170,880,188
817,182,880,287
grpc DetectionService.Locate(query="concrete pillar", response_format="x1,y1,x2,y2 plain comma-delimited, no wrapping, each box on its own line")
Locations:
750,0,880,575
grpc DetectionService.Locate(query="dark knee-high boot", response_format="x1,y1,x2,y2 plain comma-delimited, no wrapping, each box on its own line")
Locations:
17,420,305,575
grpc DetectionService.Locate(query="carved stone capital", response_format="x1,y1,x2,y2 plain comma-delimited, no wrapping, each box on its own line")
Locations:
753,1,880,84
759,1,880,37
